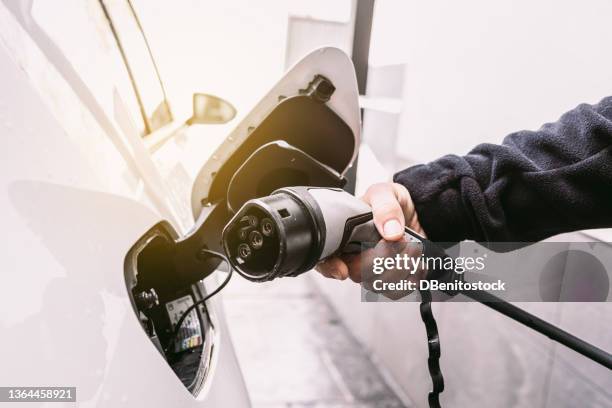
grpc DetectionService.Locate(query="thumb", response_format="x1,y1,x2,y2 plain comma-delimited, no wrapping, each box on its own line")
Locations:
364,184,406,241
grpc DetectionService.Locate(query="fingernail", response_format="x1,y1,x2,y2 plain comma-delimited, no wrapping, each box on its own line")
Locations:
383,219,403,237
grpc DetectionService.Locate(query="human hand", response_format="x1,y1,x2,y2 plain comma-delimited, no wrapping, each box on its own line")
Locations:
315,182,424,282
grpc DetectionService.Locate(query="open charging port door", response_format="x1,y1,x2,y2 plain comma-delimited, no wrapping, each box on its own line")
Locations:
123,47,361,396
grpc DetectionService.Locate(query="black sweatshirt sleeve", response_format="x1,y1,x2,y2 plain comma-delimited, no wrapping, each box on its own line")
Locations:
393,96,612,242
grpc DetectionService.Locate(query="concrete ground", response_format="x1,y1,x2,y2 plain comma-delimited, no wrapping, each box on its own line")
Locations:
222,273,410,408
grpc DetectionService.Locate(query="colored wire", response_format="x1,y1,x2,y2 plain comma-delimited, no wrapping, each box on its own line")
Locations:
165,249,233,353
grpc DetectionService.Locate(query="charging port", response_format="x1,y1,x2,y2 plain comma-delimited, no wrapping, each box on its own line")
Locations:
124,222,215,395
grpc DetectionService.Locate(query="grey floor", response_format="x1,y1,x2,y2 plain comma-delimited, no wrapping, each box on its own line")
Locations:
223,274,409,408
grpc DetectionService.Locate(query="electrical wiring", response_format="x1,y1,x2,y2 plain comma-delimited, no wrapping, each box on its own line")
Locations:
165,249,233,353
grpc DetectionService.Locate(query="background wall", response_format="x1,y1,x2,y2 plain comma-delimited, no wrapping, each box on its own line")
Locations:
365,0,612,168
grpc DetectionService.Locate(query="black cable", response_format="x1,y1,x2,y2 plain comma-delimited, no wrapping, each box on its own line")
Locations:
165,249,233,353
462,289,612,369
419,288,444,408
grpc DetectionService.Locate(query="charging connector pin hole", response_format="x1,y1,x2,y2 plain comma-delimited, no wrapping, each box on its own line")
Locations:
261,218,275,237
249,230,264,249
238,226,252,241
240,215,259,227
238,243,252,259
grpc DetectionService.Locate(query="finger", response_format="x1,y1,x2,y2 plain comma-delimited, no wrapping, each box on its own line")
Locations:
364,184,406,241
315,259,336,278
315,257,349,280
340,253,362,283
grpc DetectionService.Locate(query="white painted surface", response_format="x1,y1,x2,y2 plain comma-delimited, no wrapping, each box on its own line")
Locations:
0,2,249,406
369,0,612,162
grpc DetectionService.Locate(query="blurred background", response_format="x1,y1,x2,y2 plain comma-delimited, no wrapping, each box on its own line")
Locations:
129,0,612,407
11,0,612,406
